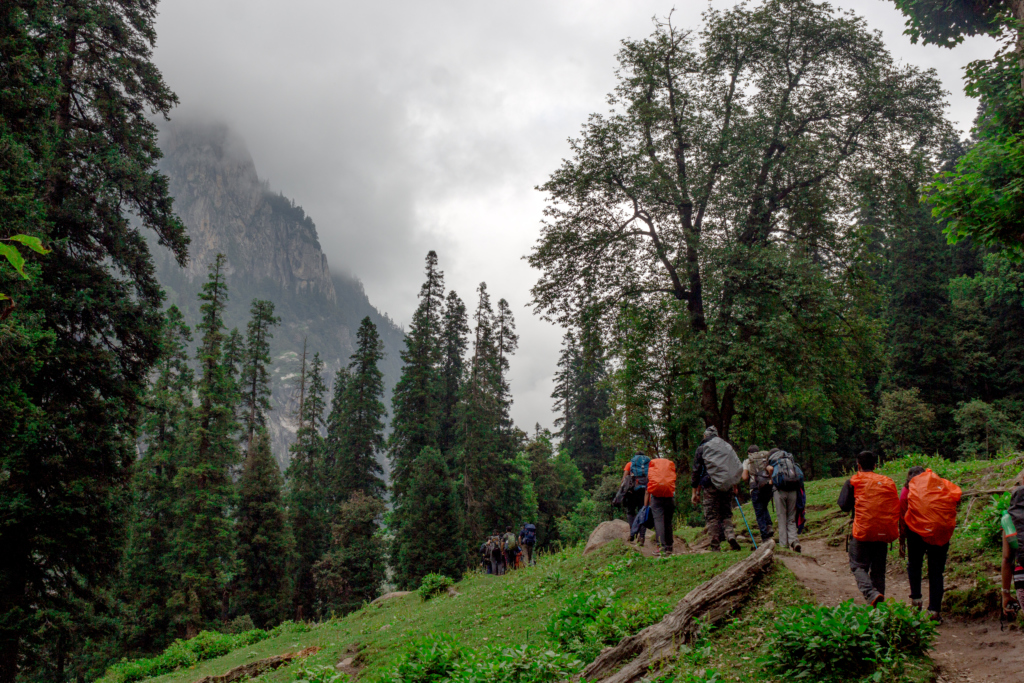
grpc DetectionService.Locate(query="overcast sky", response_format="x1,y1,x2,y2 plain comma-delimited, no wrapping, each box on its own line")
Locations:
153,0,996,435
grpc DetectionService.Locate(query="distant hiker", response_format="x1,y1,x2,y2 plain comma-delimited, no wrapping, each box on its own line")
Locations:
502,526,519,571
838,451,899,607
1003,487,1024,619
520,522,537,566
489,533,505,576
899,466,961,621
646,453,677,557
691,426,742,552
480,541,491,574
768,448,805,553
619,454,650,546
741,445,774,543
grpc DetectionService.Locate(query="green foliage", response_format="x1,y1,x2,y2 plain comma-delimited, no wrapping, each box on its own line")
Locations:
875,388,936,456
555,498,603,547
953,399,1022,458
314,491,387,614
98,629,269,683
0,234,49,301
761,601,937,683
417,573,455,601
292,664,347,683
967,491,1013,548
545,588,669,661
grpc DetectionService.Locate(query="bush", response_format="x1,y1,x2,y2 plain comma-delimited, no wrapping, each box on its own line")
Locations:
418,573,455,601
761,601,936,683
546,589,669,661
293,664,348,682
555,499,603,546
98,628,271,683
966,491,1012,548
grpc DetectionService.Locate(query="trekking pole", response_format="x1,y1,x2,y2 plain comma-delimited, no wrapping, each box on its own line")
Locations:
735,497,757,550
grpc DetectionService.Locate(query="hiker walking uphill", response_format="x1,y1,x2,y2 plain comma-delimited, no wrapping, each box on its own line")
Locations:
741,445,773,544
617,454,650,546
691,426,742,552
899,466,961,621
838,451,900,606
768,448,805,552
645,454,677,557
1003,487,1024,619
519,522,537,566
502,526,519,571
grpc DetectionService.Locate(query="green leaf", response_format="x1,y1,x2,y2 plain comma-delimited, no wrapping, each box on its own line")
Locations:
0,244,28,279
0,293,9,301
7,234,49,254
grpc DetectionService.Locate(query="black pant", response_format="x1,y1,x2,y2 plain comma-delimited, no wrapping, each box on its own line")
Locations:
906,530,949,613
750,485,773,541
849,538,887,603
651,495,675,552
625,489,647,541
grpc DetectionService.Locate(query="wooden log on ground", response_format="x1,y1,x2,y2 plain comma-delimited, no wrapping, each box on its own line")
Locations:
192,646,319,683
579,541,775,683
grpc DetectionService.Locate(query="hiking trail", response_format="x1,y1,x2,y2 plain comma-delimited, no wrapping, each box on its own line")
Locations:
781,539,1023,682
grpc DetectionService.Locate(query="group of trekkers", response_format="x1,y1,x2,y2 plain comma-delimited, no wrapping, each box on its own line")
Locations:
480,523,537,575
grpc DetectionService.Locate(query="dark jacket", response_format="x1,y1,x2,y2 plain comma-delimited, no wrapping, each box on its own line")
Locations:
691,433,716,490
838,478,855,513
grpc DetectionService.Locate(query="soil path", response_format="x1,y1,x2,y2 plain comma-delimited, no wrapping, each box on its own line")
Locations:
781,539,1023,682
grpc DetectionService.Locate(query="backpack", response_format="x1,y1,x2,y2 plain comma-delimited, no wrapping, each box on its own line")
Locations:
904,469,962,546
630,505,654,537
523,524,537,546
770,451,804,492
647,458,677,497
1008,487,1024,567
748,450,772,489
629,454,650,491
504,532,518,551
850,471,900,543
702,437,742,492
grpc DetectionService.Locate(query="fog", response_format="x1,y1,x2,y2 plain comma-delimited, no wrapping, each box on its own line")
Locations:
154,0,997,433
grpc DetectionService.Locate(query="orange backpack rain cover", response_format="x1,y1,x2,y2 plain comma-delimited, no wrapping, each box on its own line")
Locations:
647,458,677,497
851,471,900,543
905,469,962,546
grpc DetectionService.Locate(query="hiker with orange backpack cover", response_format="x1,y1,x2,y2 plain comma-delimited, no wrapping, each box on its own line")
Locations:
899,466,962,621
838,451,900,606
645,454,678,557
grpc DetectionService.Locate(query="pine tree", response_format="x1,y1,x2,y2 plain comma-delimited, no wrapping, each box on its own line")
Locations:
330,317,387,503
494,297,519,439
323,367,351,513
571,310,612,485
388,252,445,500
122,307,193,651
0,0,187,677
235,429,294,627
394,447,467,588
240,300,281,450
438,290,469,457
313,491,386,615
286,351,329,619
170,255,240,637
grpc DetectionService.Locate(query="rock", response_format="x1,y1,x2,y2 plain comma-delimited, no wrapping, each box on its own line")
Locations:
584,520,632,555
371,591,412,605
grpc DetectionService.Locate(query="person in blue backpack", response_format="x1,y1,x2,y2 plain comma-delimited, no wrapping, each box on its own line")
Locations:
620,454,650,546
767,448,804,553
519,522,537,566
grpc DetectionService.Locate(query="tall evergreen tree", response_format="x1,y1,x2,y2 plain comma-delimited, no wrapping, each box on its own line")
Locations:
235,429,294,627
122,307,193,652
494,297,519,438
388,251,445,500
0,0,188,678
240,300,281,450
438,290,469,457
170,255,239,637
323,367,351,513
313,491,387,615
286,351,328,619
394,447,467,588
571,311,612,485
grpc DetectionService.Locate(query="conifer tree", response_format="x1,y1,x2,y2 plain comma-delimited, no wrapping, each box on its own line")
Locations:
438,290,469,457
394,447,467,588
323,367,351,513
170,255,240,637
494,297,519,438
240,300,281,449
286,351,329,619
389,252,445,500
122,307,193,651
235,429,294,627
313,491,387,615
330,317,387,503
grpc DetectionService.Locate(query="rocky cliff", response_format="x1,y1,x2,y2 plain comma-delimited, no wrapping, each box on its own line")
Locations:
152,120,403,470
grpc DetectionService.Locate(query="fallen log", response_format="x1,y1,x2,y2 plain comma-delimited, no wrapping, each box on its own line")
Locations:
192,646,319,683
579,541,775,683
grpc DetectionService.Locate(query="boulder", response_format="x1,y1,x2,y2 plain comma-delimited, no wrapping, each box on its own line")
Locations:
370,590,412,605
583,520,631,555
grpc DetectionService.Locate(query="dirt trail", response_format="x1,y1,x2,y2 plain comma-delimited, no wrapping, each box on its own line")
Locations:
781,539,1022,682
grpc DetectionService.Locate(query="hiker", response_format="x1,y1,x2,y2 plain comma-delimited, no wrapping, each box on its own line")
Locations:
768,448,805,553
502,525,518,571
645,453,677,557
1003,487,1024,619
691,426,742,552
519,522,537,566
480,541,491,574
741,445,774,544
619,454,650,546
838,451,900,607
489,533,504,576
899,466,961,621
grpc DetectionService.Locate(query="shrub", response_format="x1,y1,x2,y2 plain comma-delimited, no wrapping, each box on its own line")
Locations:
555,498,603,546
379,636,581,683
418,573,455,601
98,628,271,683
966,491,1012,548
761,601,936,683
293,664,348,682
545,589,669,661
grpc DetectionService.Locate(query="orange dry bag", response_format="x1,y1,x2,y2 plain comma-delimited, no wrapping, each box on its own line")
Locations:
905,469,962,546
647,458,677,497
851,471,900,543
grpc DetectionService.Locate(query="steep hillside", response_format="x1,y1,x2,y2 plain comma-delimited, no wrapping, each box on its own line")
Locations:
151,120,404,469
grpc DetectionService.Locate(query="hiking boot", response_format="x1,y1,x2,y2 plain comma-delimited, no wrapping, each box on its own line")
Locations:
708,544,722,552
928,609,942,624
790,542,801,554
728,538,742,551
628,534,635,543
637,536,646,547
911,599,924,611
870,594,885,608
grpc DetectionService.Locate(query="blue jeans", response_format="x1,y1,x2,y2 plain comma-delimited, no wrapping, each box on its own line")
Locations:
750,485,773,542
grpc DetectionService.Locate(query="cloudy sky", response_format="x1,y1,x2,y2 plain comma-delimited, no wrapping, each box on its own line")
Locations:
153,0,996,434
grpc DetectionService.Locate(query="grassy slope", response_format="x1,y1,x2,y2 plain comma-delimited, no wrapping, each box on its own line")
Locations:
133,452,1020,683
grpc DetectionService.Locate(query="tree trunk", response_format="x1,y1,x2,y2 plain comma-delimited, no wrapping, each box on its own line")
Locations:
579,541,775,683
